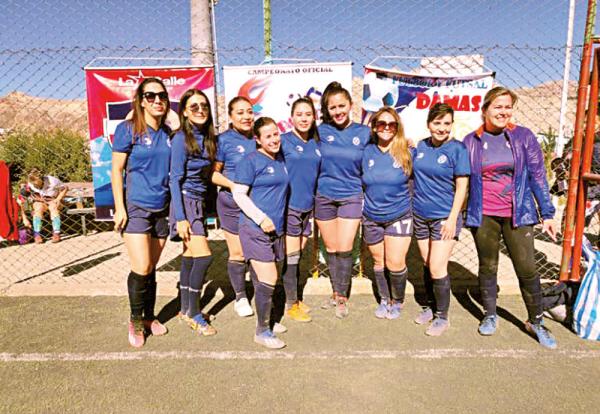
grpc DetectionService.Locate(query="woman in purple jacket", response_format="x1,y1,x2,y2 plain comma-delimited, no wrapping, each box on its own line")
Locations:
463,86,559,349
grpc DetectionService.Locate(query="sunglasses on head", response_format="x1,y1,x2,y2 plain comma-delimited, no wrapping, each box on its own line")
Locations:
142,91,169,102
188,102,210,113
375,121,398,132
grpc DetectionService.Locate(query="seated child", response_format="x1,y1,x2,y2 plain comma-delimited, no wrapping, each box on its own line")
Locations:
20,168,68,243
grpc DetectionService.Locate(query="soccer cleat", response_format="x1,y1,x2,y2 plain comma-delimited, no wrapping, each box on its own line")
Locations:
128,318,145,348
254,330,286,349
414,306,434,325
425,317,450,336
51,233,61,243
335,296,349,319
143,319,168,336
189,314,217,336
272,322,288,334
525,320,557,349
298,301,311,313
34,234,43,244
387,301,402,320
234,298,254,317
177,312,191,324
321,294,337,309
286,303,312,322
478,315,498,336
375,299,390,319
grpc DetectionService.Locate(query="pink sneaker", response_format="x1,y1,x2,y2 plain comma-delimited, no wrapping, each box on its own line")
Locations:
128,319,145,348
143,319,168,336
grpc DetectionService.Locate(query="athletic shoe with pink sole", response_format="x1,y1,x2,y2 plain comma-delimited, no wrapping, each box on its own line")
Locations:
128,318,145,348
143,319,168,336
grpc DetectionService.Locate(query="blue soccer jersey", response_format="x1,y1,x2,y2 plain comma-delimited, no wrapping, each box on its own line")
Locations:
413,138,470,219
317,122,370,199
281,131,321,212
235,151,290,235
169,128,212,222
216,129,256,182
112,121,171,211
361,143,412,223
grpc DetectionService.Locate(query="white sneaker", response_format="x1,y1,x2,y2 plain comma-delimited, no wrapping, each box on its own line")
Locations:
234,298,254,317
254,330,286,349
544,305,567,322
272,322,287,334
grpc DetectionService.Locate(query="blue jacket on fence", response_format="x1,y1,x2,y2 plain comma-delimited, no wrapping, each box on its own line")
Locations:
463,123,555,228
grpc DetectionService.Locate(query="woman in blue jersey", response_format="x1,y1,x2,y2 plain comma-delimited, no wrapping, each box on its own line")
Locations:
112,77,171,348
463,87,558,349
233,117,290,349
212,97,256,318
281,97,321,322
315,81,371,319
412,103,470,336
169,88,217,336
362,107,413,320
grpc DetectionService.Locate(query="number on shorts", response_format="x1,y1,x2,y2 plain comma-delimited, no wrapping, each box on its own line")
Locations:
392,219,411,235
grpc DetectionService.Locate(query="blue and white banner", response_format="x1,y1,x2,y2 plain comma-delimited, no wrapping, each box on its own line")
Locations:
362,65,495,141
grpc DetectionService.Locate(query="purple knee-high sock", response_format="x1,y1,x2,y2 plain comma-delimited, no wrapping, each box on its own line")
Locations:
179,256,193,316
227,259,247,300
188,255,213,318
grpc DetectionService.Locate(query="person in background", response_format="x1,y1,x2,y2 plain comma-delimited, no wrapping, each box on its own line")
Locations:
412,103,470,336
362,107,413,320
20,167,68,244
169,88,218,336
280,97,321,322
111,77,171,348
463,86,559,349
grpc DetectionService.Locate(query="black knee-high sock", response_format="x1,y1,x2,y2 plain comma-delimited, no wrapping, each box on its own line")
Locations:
188,255,213,318
373,266,390,302
518,274,543,324
423,266,436,310
390,268,408,304
143,269,157,320
327,251,338,293
255,281,275,335
479,273,498,316
283,252,301,305
180,256,193,316
337,251,353,297
227,260,247,300
127,271,148,320
432,276,451,319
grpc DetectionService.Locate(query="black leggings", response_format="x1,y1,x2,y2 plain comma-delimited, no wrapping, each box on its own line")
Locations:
471,215,543,323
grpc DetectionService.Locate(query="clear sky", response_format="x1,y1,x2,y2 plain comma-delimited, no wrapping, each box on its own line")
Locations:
0,0,595,99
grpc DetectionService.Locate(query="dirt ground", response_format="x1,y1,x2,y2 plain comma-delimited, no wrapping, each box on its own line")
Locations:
1,294,599,414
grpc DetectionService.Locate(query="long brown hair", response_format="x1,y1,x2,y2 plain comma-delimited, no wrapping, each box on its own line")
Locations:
320,81,352,125
370,107,412,175
131,77,170,139
177,88,217,161
291,96,320,142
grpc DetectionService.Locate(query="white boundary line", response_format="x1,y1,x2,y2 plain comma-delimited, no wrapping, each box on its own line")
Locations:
1,349,599,362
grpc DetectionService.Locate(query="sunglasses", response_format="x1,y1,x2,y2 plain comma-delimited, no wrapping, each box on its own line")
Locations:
142,91,169,102
188,102,210,113
375,121,398,132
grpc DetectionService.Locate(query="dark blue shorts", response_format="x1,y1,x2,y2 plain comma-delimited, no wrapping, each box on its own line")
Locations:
314,193,363,221
123,204,169,239
216,190,240,235
362,210,413,246
239,220,285,263
286,207,312,237
169,195,207,242
413,213,463,241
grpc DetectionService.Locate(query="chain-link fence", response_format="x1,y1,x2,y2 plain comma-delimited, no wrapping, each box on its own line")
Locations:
0,0,593,294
